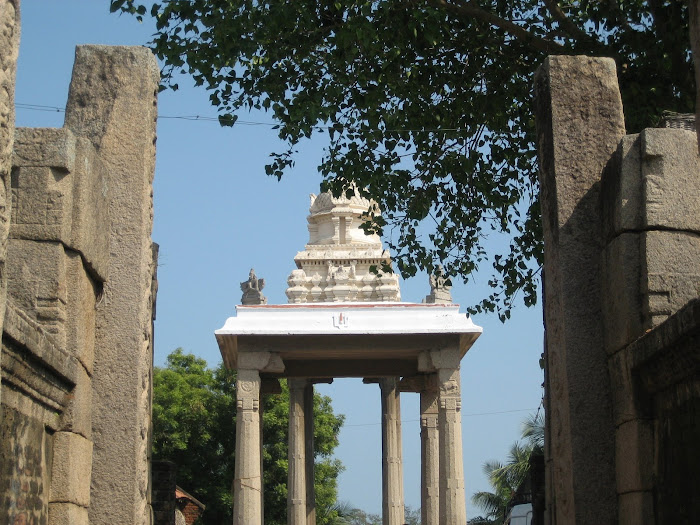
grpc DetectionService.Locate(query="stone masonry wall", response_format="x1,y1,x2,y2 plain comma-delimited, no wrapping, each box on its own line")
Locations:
536,54,700,525
0,38,159,525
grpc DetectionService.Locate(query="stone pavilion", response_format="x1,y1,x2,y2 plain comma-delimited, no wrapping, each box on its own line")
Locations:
216,190,482,525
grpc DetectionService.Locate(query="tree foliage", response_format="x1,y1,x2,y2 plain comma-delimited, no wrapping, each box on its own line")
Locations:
152,348,345,524
111,0,695,319
471,412,544,523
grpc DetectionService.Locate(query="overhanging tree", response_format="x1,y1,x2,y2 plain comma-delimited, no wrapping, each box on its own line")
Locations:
153,348,345,524
112,0,695,319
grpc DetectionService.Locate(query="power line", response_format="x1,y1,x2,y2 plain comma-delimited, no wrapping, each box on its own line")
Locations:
16,102,467,133
343,407,538,428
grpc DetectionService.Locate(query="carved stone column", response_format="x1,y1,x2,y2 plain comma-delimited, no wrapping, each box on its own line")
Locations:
420,374,440,525
380,377,405,525
233,368,263,525
288,379,308,525
304,382,316,525
437,366,465,525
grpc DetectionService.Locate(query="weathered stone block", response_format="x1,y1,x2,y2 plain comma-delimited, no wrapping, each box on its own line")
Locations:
608,350,645,427
617,491,654,525
10,164,74,244
601,134,641,240
13,127,76,172
65,250,97,374
49,502,89,525
601,233,643,354
602,128,700,239
640,128,700,232
642,230,700,328
6,239,67,350
50,431,92,507
10,129,110,281
615,419,654,493
60,363,92,439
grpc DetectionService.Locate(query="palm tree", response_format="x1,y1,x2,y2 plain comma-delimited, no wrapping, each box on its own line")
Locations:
471,412,544,523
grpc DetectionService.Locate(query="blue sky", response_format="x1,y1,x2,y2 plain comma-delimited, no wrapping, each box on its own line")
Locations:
15,2,543,515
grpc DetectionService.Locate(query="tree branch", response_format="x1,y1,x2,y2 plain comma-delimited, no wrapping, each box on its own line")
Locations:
540,0,594,43
426,0,566,54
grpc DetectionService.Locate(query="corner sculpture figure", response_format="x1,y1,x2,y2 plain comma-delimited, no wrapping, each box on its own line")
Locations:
240,268,267,305
424,266,453,304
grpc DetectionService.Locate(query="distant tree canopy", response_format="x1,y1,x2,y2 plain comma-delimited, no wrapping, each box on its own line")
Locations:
152,348,345,524
112,0,695,320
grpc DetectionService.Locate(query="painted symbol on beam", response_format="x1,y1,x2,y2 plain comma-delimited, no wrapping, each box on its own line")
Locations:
332,312,349,329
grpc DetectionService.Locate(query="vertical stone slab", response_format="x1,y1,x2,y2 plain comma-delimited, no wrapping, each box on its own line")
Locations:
288,379,307,525
63,45,159,525
379,377,404,525
420,375,439,525
534,55,624,525
233,369,262,525
0,0,20,419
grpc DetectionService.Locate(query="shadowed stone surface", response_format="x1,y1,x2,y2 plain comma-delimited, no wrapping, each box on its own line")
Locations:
534,55,623,525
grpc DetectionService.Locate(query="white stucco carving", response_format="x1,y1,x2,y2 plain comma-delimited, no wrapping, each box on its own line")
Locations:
286,189,401,303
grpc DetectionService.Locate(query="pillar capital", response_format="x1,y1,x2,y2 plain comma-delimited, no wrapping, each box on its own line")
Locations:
417,347,462,372
238,351,285,373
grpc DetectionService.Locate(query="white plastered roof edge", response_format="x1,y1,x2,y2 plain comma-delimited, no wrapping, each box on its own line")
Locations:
215,302,483,336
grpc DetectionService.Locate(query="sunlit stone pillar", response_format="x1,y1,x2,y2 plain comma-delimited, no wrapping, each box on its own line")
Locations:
288,379,308,525
420,374,440,525
304,382,316,525
233,368,263,525
437,366,466,525
380,377,405,525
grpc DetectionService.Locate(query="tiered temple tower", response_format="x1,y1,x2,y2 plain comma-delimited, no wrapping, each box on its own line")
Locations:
286,190,401,303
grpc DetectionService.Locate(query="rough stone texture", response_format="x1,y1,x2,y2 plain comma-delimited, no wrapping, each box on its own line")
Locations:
49,431,93,507
6,239,68,350
49,502,90,525
59,362,92,439
12,128,110,281
534,55,623,525
691,0,700,151
603,129,700,239
0,404,52,525
62,45,159,525
0,0,20,419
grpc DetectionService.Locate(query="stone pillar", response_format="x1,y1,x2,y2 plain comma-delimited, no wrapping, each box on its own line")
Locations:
420,374,439,525
62,45,159,525
288,379,308,525
534,55,624,525
234,369,263,525
304,382,316,525
380,377,404,525
0,0,20,422
436,367,465,525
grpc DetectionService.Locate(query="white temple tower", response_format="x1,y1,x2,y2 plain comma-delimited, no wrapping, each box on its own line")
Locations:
285,190,401,303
